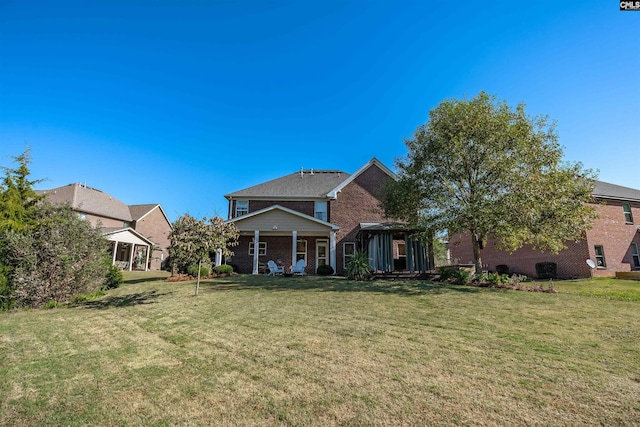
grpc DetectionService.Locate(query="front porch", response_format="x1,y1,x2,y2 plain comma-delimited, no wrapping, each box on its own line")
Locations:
226,205,341,275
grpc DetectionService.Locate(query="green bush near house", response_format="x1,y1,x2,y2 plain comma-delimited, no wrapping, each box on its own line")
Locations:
345,252,371,281
213,264,233,275
316,264,334,276
187,263,211,278
104,264,124,289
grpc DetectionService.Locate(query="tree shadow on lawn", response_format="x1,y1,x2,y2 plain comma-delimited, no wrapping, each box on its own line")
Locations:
74,290,174,309
201,275,480,296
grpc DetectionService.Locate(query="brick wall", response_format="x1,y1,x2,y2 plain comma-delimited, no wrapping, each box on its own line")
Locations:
229,235,326,275
133,207,172,270
449,199,640,278
331,165,394,275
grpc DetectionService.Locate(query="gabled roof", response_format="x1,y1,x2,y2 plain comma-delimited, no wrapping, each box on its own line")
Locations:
225,170,350,199
129,203,172,228
38,183,133,221
101,227,155,246
224,158,397,200
593,181,640,202
326,157,397,198
227,204,340,231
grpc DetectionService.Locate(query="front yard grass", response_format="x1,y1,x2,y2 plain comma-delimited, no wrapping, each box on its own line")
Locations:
1,272,639,426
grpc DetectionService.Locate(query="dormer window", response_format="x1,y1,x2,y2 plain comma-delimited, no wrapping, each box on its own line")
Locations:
314,201,327,221
235,200,248,217
623,203,633,224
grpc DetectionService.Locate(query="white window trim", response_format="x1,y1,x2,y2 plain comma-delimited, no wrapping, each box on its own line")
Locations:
249,241,267,256
296,239,307,262
631,242,640,269
314,201,327,221
235,200,249,217
343,242,356,269
594,245,606,268
623,203,634,224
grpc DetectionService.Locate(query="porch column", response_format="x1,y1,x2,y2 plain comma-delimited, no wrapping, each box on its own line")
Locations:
128,244,135,271
215,249,222,267
291,230,298,267
112,241,118,265
144,244,150,271
329,231,337,275
252,230,260,275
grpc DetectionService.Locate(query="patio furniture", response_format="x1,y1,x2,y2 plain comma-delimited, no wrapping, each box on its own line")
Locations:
267,260,285,275
291,259,306,275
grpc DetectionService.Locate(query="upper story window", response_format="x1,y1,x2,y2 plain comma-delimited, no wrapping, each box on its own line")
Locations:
314,201,327,221
623,203,633,223
235,200,248,217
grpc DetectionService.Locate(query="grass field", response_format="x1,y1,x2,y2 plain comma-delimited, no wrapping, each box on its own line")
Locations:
1,272,639,426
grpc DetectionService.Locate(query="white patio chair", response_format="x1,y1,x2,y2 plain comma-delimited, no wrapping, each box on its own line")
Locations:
267,260,285,275
291,259,306,275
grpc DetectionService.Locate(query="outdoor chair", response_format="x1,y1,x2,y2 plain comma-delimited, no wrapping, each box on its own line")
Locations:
267,260,285,275
291,259,306,275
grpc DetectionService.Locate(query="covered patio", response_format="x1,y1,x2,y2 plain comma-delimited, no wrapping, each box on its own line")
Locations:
357,222,433,274
102,227,154,271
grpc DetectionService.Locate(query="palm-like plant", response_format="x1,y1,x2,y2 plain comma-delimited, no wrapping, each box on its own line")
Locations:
345,251,372,281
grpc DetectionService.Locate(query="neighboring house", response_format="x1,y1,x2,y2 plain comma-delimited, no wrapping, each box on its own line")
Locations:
449,181,640,278
38,183,172,271
224,158,430,275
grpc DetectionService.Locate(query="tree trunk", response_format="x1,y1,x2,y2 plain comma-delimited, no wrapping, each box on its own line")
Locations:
471,233,482,275
195,259,201,296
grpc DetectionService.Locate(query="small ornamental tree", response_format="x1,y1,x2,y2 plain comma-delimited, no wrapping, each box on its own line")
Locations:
383,92,598,274
169,214,239,295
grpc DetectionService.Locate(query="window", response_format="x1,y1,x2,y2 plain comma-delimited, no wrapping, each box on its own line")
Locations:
344,242,356,268
594,245,606,267
623,203,634,223
314,201,327,221
398,243,406,259
249,241,266,256
632,243,640,269
235,200,248,217
296,240,307,262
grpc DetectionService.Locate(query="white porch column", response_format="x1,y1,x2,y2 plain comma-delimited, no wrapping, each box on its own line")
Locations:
329,231,337,275
215,249,222,267
252,230,260,275
144,245,150,271
291,230,298,267
129,244,135,271
112,241,118,265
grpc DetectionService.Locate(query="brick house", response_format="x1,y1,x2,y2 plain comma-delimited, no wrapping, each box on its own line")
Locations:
449,181,640,278
224,158,430,275
38,183,172,270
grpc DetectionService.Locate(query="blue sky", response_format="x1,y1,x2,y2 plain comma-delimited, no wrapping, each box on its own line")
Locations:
1,1,638,222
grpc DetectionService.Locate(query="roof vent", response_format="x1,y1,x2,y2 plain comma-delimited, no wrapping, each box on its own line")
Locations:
300,167,304,178
310,169,314,175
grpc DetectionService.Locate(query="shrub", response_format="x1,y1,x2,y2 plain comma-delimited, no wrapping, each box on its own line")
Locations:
345,252,371,281
317,264,335,276
43,300,60,309
213,264,233,275
487,272,501,286
496,264,509,275
104,264,123,289
535,262,557,279
187,263,211,278
438,266,456,281
453,269,472,285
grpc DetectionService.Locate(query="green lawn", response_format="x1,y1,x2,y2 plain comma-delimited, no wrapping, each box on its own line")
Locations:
1,272,639,426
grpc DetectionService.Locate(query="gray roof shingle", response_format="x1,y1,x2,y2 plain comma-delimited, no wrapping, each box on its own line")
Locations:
593,181,640,202
38,183,133,221
225,170,351,199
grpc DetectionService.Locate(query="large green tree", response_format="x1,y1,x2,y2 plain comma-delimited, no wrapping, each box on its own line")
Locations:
0,146,44,233
383,92,598,274
169,214,239,295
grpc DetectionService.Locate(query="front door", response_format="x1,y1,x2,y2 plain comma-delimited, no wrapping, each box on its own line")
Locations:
316,240,329,268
